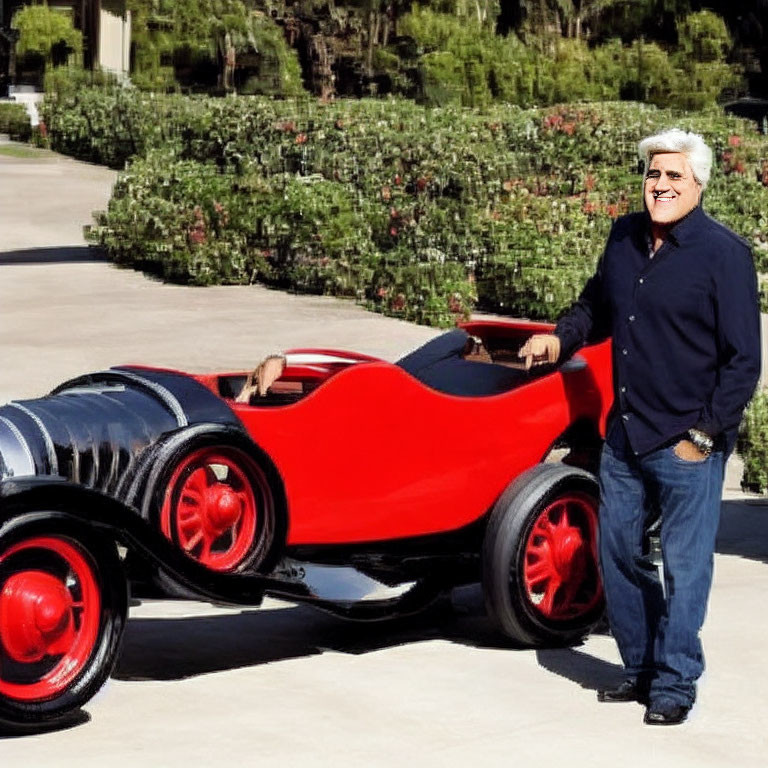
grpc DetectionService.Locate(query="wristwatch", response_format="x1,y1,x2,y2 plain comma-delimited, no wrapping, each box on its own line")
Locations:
687,428,714,456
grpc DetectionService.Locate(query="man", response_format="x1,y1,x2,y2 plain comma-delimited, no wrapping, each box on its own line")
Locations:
519,129,761,726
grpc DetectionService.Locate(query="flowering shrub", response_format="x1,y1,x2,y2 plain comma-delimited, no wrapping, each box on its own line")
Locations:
0,102,32,141
738,391,768,493
60,92,768,325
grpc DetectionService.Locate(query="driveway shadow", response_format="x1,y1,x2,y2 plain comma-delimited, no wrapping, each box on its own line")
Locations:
717,498,768,565
0,246,106,265
115,585,512,682
535,647,624,692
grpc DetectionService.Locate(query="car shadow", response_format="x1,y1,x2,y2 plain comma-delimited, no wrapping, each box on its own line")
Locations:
716,498,768,565
115,585,512,682
115,583,628,701
0,710,90,738
0,246,106,265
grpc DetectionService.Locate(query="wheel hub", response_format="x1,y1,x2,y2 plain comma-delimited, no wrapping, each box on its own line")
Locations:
0,570,75,663
551,526,585,581
522,494,602,621
203,484,242,534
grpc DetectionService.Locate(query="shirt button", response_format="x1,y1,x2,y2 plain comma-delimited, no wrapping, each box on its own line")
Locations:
628,315,635,322
639,278,644,284
622,414,630,421
622,348,628,355
621,386,626,393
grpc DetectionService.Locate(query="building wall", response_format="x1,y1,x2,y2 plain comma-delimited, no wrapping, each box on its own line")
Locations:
98,1,130,77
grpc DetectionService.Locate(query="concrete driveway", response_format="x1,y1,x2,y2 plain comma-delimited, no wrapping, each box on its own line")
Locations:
0,146,767,767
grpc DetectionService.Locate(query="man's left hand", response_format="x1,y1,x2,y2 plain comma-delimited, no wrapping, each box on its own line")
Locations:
673,439,708,463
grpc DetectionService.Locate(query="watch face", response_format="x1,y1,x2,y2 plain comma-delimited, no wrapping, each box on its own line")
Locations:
688,429,713,454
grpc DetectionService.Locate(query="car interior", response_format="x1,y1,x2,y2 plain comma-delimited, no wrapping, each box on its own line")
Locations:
212,326,560,407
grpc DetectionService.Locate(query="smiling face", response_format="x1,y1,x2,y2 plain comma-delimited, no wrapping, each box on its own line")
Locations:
644,152,702,229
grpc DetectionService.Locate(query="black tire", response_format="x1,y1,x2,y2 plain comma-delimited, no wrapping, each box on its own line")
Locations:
482,464,604,647
0,514,127,728
141,426,285,579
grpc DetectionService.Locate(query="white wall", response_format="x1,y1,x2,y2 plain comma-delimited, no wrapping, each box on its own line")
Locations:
98,7,131,77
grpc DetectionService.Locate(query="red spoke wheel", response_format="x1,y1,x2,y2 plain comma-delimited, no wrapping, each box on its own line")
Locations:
159,444,274,573
522,493,602,621
0,517,127,728
483,464,604,647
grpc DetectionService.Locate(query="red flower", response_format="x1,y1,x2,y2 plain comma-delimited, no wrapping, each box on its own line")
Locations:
381,185,391,201
295,133,308,145
392,293,406,311
728,135,741,147
606,204,619,218
394,174,402,185
416,176,428,192
584,174,596,192
561,122,575,136
390,226,398,236
377,287,389,298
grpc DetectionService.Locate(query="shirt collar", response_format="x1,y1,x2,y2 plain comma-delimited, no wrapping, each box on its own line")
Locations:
645,204,705,247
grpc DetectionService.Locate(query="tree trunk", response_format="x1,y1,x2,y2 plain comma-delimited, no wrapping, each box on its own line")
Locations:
367,9,380,74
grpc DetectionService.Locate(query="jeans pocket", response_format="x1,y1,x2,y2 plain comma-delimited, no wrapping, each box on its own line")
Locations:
669,442,710,466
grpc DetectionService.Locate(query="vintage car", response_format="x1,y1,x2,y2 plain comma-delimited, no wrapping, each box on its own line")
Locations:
0,319,612,728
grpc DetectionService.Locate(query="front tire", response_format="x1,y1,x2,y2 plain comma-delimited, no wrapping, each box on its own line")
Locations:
482,464,604,647
0,515,127,727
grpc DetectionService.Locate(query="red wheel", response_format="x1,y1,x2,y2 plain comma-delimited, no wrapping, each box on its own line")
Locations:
0,517,127,727
160,446,272,572
483,464,605,646
0,536,100,702
522,492,602,621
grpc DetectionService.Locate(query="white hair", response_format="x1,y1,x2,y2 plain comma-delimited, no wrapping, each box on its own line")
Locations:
637,129,713,190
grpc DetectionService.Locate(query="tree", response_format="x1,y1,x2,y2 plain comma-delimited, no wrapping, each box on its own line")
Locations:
13,2,82,69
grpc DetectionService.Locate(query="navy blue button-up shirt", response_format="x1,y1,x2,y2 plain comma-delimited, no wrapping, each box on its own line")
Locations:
554,205,761,455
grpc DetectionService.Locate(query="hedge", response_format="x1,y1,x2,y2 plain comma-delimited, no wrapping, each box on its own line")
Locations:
0,102,32,142
48,92,768,325
738,390,768,493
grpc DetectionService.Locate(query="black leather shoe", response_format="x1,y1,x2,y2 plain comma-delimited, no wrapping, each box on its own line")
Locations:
643,703,691,726
597,680,646,703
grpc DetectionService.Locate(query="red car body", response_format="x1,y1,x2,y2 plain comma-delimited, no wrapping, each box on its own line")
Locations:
195,319,612,545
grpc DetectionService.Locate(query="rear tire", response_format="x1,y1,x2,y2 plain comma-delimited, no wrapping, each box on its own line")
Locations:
482,464,604,647
0,515,127,727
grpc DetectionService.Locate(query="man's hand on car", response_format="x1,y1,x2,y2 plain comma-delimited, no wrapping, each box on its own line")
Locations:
518,334,561,370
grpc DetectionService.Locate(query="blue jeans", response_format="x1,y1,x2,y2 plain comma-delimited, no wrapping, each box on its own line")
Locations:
598,427,724,706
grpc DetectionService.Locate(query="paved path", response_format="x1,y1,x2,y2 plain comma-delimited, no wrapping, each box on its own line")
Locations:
0,146,767,767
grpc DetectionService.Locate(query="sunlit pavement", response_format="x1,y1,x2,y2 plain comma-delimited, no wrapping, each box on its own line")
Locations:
1,147,767,767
